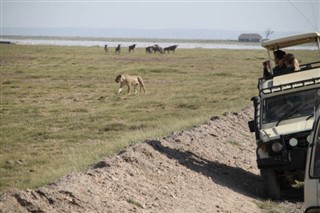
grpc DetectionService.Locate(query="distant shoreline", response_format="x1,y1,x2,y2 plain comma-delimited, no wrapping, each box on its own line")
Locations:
2,27,304,41
1,35,315,50
1,36,263,49
1,35,240,44
1,35,265,50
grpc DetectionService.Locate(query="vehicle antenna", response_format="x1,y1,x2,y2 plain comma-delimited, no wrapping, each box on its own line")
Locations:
310,1,318,31
288,0,318,31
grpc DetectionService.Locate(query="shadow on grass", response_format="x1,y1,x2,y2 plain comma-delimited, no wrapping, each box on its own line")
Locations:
147,140,303,201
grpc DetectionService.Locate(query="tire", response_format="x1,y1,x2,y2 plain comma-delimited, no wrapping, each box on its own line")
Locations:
260,168,281,200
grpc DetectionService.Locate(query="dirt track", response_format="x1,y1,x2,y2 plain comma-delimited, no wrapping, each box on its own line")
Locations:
0,107,304,212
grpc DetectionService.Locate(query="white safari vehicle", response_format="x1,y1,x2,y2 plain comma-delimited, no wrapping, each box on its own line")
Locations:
248,32,320,200
305,103,320,212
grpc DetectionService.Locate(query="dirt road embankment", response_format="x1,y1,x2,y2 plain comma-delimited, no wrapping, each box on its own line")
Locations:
0,107,304,212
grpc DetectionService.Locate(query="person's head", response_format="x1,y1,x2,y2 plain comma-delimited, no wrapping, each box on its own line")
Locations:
273,50,286,66
284,53,294,66
284,53,300,71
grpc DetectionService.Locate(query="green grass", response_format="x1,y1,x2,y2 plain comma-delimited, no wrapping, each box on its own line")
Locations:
0,43,317,192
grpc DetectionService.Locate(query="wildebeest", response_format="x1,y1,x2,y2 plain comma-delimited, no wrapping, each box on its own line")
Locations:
164,45,178,53
145,46,154,53
145,45,164,54
115,44,121,54
104,45,108,53
153,45,164,54
128,44,136,53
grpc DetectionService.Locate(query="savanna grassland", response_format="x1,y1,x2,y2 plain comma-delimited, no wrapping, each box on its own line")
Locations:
0,43,316,192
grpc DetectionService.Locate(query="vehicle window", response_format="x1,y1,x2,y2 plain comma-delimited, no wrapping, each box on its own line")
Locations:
313,120,320,177
262,89,319,124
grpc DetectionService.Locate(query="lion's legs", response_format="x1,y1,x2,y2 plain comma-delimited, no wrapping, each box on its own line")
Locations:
118,83,140,94
140,85,146,93
118,83,124,93
134,85,138,94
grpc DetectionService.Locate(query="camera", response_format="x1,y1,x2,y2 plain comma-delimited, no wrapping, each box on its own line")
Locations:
263,60,270,68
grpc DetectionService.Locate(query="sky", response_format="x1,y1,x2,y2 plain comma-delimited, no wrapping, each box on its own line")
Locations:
1,0,320,39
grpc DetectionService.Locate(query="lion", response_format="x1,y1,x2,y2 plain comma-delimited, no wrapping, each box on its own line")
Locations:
115,74,146,94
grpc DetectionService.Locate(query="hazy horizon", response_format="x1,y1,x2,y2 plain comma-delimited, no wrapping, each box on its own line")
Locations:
1,27,306,40
2,1,319,40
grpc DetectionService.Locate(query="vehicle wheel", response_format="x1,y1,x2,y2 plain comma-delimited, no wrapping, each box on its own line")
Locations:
260,168,281,200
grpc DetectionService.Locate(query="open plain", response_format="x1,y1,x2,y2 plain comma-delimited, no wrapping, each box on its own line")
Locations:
1,43,317,212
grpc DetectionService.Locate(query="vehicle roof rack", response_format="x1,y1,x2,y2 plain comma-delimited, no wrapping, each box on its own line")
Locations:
259,77,320,95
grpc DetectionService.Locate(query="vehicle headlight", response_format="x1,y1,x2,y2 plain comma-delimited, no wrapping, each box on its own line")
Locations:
307,135,311,143
271,142,283,152
257,147,269,158
289,138,298,147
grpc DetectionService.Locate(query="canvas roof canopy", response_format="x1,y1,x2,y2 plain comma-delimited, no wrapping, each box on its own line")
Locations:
262,32,320,50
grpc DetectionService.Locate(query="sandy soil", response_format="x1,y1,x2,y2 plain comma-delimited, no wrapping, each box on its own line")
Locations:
0,107,304,213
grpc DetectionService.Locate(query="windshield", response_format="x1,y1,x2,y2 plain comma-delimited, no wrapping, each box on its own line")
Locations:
262,89,320,124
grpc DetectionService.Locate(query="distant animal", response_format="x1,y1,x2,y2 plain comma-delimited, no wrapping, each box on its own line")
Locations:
115,74,146,94
128,44,136,53
145,46,154,53
164,45,178,53
153,44,164,54
145,45,163,54
115,44,121,54
104,45,108,53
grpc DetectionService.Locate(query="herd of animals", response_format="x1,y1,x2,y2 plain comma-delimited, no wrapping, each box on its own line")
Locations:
104,44,178,54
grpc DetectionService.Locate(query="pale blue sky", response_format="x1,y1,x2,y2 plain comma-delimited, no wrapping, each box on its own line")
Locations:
1,1,319,36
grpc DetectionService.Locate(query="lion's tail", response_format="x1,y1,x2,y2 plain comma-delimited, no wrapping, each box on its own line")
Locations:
137,76,146,93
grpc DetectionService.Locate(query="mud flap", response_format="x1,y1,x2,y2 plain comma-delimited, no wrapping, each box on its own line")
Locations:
260,168,281,200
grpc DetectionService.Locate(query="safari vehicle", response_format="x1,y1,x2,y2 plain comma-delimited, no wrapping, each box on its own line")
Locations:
248,32,320,200
305,102,320,213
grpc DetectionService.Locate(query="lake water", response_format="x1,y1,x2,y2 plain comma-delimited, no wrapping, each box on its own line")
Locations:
3,38,316,50
4,38,264,50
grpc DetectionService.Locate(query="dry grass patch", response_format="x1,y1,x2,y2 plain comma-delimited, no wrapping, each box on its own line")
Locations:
0,43,317,191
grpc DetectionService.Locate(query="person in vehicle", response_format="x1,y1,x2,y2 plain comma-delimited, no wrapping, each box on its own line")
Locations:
284,53,300,71
263,50,291,78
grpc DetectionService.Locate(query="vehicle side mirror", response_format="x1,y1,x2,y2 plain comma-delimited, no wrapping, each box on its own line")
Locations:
248,120,255,132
